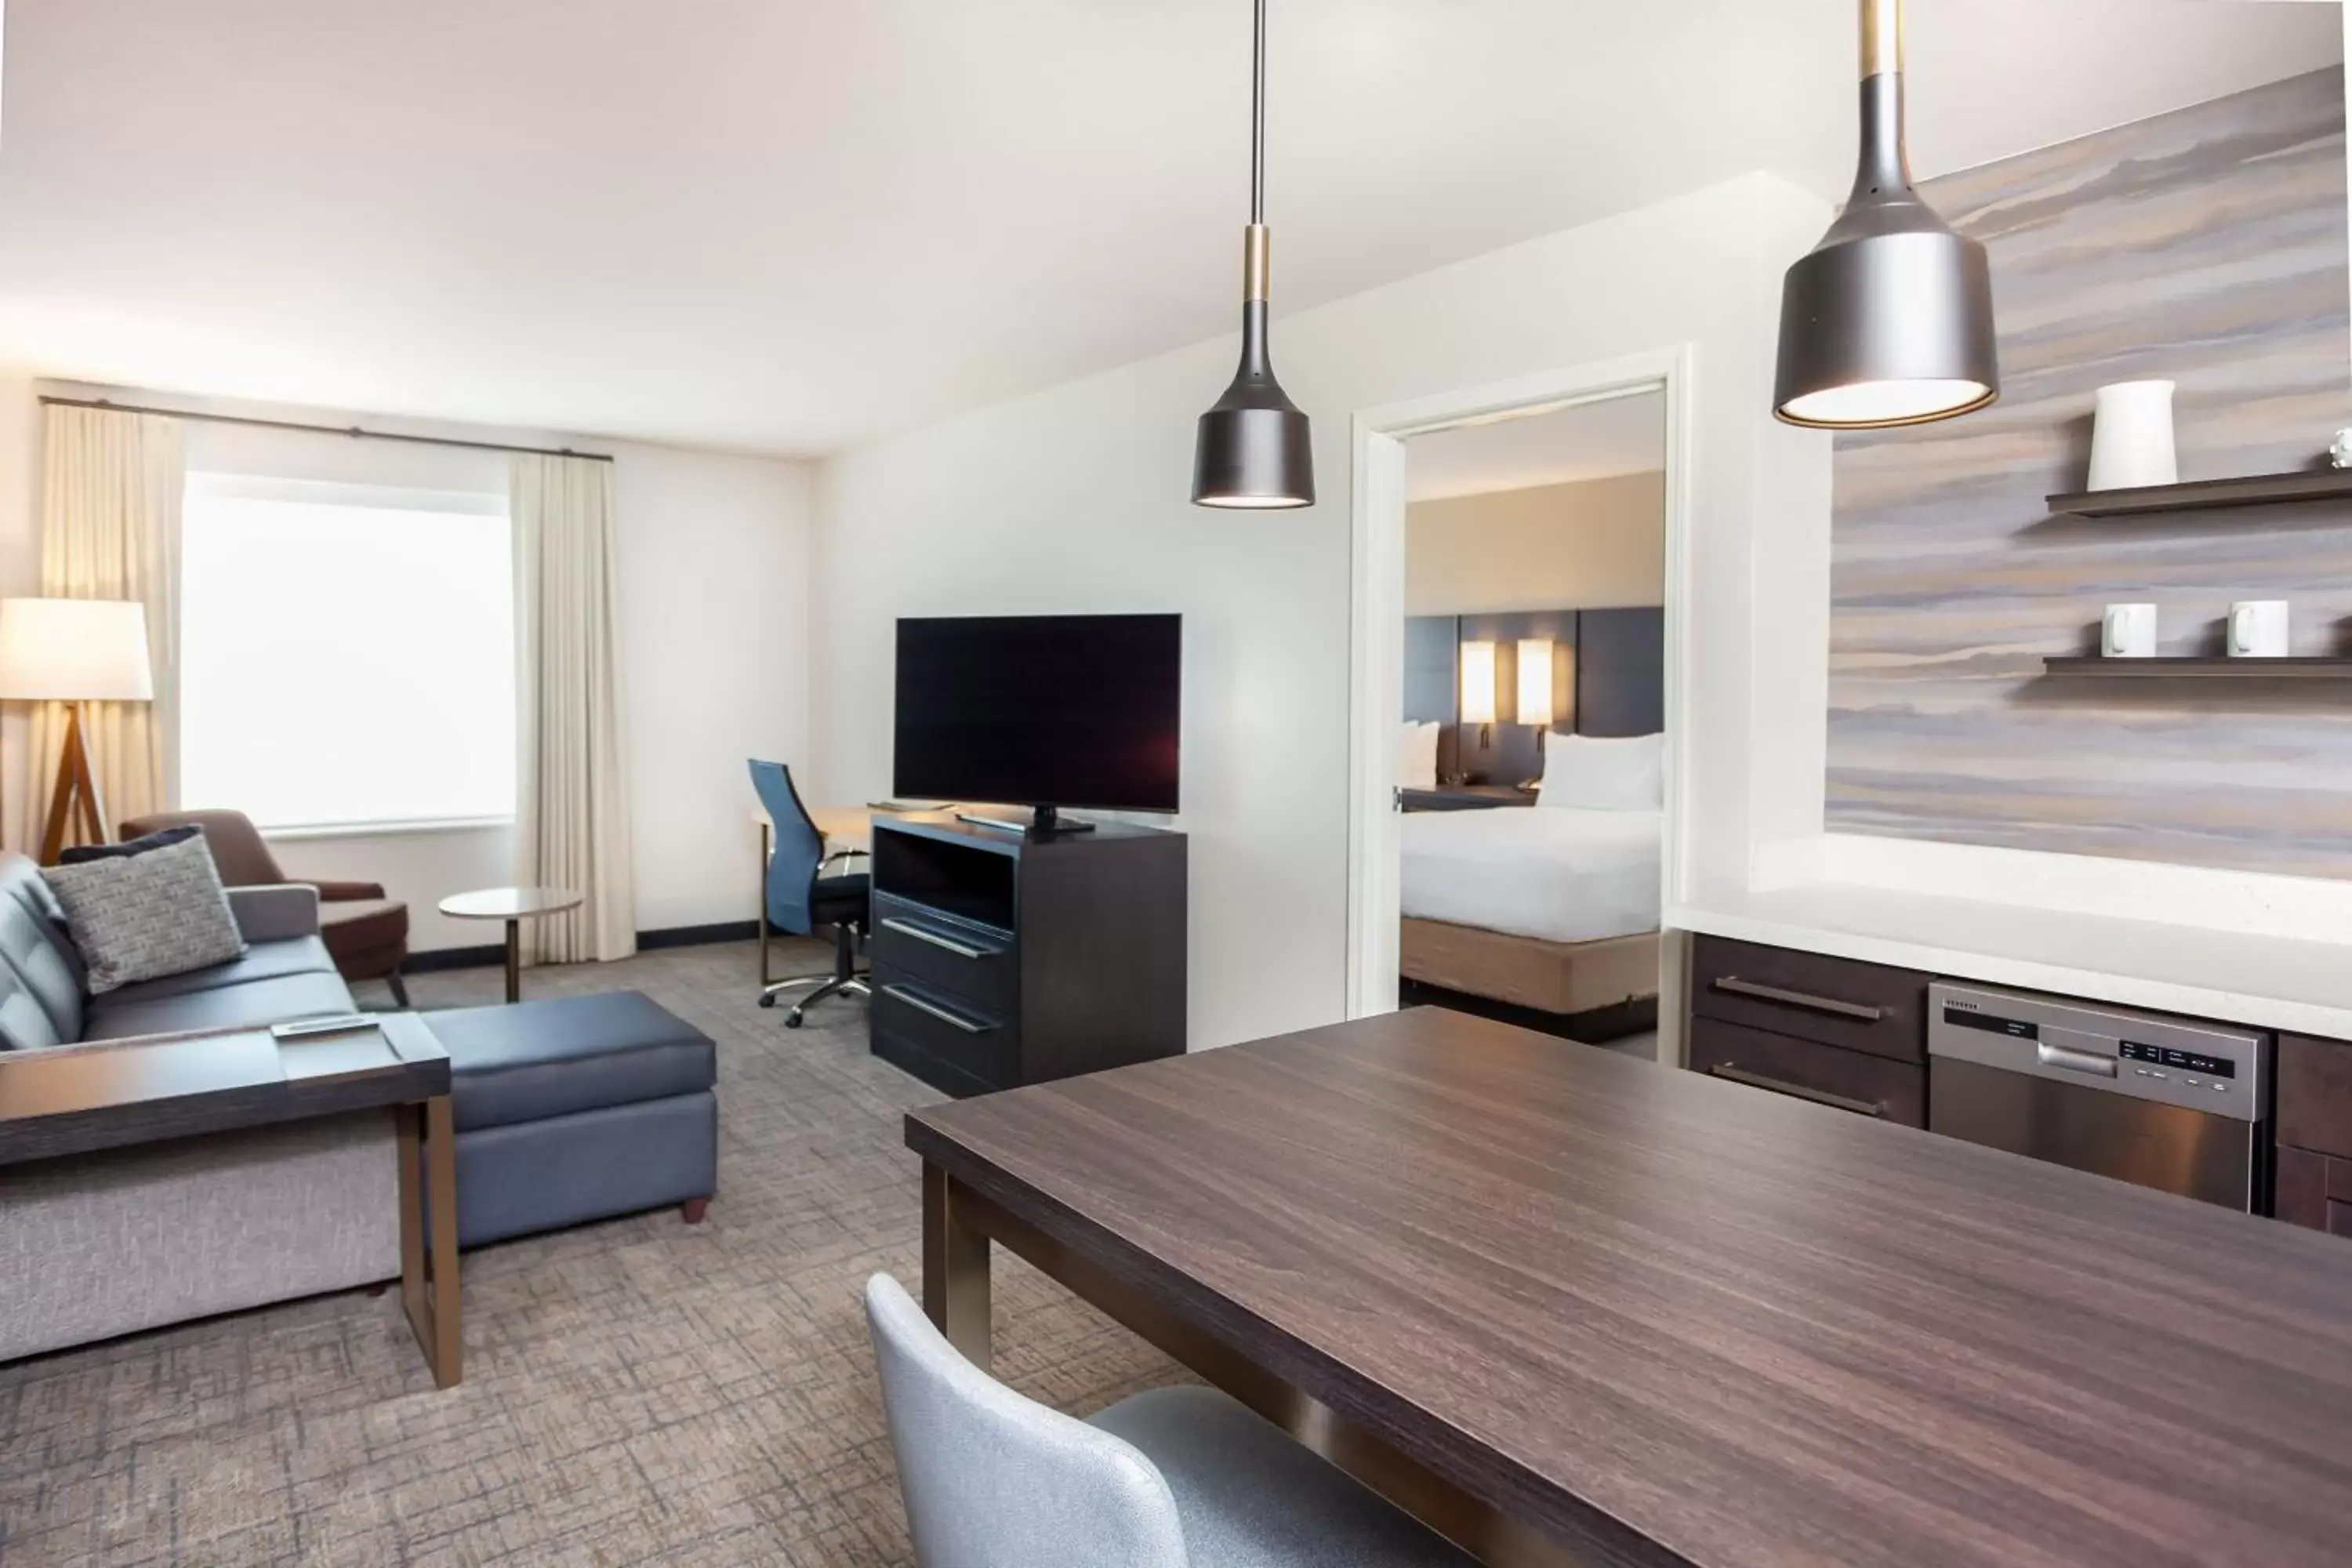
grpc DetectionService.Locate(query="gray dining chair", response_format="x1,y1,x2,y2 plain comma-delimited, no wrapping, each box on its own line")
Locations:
862,1272,1475,1568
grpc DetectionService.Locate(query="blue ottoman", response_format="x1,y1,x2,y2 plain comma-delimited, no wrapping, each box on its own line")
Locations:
423,990,718,1247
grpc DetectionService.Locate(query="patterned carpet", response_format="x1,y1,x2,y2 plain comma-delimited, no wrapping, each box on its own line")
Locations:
0,941,1181,1566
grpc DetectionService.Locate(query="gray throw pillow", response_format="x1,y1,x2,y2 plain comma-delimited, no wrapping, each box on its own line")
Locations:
42,833,248,995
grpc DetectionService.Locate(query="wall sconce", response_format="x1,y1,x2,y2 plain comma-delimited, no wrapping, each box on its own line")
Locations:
1517,638,1554,747
1459,640,1497,748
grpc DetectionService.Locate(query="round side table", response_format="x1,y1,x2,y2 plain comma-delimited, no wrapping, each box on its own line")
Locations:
437,887,584,1004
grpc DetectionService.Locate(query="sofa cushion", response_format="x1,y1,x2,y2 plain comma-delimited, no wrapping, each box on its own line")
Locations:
0,964,64,1050
0,853,85,1039
425,990,717,1133
100,936,339,1006
42,833,246,994
83,971,357,1041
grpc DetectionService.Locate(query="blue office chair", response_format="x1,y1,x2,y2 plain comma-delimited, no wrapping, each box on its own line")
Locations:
750,759,870,1028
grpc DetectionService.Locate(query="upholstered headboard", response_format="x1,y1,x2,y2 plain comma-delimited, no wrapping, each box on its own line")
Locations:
1574,606,1664,739
1409,606,1663,784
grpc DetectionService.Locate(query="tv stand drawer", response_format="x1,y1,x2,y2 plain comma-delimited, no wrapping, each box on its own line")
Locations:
871,895,1017,1017
872,968,1015,1094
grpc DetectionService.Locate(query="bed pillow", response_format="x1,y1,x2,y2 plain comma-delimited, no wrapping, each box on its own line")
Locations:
1399,720,1440,791
41,830,247,994
1537,732,1664,811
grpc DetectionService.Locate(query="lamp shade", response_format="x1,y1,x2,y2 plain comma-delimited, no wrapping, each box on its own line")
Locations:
1193,299,1315,508
0,598,154,702
1773,0,1998,429
1516,639,1554,728
1459,641,1497,725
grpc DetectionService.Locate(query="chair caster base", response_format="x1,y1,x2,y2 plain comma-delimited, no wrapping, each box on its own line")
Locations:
785,1009,806,1029
758,993,777,1008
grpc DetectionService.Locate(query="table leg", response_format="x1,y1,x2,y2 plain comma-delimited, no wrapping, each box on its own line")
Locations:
922,1162,992,1370
759,821,772,988
504,918,521,1004
395,1095,463,1388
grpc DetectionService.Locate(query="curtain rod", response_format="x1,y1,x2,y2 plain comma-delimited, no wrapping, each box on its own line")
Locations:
36,396,615,463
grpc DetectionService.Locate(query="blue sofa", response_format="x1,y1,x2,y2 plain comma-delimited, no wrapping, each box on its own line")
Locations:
0,851,717,1361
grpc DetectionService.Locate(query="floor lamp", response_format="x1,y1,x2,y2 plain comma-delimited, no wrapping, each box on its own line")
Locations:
0,598,156,864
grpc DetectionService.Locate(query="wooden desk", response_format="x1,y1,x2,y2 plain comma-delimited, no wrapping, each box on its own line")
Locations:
0,1015,463,1388
908,1007,2352,1567
751,804,900,858
755,804,925,989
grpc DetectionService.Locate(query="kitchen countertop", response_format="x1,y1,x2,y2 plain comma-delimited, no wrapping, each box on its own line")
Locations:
1672,879,2352,1040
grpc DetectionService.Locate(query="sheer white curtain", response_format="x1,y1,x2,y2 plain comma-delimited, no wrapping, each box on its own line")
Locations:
511,453,634,964
21,406,182,853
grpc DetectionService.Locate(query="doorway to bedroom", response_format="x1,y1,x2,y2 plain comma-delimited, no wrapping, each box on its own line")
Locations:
1382,384,1670,1058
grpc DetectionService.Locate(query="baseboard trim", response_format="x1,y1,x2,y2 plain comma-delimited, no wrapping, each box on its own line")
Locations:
405,944,506,973
405,920,761,971
639,920,760,951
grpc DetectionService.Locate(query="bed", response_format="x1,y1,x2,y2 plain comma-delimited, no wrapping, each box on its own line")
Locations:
1399,807,1661,1015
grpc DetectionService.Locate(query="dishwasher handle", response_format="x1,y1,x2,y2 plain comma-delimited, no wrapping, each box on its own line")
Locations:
2036,1041,2118,1078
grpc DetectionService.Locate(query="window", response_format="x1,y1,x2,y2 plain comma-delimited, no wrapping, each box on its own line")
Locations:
180,474,515,831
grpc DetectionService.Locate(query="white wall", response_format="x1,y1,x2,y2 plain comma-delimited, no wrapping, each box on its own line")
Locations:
1404,471,1665,616
0,372,41,833
0,379,812,953
811,174,1835,1051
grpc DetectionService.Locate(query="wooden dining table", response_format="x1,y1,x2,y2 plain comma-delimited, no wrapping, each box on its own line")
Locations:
906,1007,2352,1567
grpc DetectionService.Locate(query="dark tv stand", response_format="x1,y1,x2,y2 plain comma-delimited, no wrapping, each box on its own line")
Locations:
953,804,1096,836
867,812,1186,1098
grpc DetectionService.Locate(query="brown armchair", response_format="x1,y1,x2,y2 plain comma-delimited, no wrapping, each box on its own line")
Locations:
118,808,410,1007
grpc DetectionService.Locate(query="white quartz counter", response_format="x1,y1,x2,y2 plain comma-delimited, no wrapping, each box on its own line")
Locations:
1671,881,2352,1042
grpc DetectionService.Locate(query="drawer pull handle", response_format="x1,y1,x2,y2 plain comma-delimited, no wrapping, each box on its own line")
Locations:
883,985,994,1035
1708,1063,1886,1118
880,917,989,961
1710,976,1884,1023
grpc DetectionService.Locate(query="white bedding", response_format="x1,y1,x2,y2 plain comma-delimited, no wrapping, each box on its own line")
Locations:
1399,807,1661,945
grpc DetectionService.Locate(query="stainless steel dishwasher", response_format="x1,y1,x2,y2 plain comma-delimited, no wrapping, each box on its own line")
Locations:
1928,982,2269,1211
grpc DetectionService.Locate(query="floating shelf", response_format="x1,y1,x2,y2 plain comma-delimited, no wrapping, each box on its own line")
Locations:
2042,656,2352,679
2047,469,2352,519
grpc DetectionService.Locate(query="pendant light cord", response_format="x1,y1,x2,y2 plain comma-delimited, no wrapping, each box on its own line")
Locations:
1250,0,1267,225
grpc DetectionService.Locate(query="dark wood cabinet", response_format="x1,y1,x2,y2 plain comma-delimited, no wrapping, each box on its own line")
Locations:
1687,1015,1926,1127
2278,1033,2352,1162
867,815,1187,1098
1690,935,1931,1064
2278,1033,2352,1238
1686,936,1929,1127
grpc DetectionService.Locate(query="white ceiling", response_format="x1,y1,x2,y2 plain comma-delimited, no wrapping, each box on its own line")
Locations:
0,1,2338,458
1406,393,1665,503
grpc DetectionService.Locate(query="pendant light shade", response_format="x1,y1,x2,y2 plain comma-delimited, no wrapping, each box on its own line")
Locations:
1194,0,1314,509
1774,0,1998,430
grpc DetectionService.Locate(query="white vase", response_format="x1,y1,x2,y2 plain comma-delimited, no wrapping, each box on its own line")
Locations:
2086,380,2178,492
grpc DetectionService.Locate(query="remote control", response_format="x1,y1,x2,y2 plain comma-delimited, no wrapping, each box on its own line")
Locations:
270,1014,376,1041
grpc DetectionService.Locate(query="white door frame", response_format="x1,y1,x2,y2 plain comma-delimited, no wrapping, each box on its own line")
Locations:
1345,345,1697,1022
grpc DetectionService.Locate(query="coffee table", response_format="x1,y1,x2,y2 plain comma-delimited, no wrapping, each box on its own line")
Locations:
438,886,584,1003
0,1014,463,1387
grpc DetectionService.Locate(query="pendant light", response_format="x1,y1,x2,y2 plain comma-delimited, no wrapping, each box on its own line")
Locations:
1192,0,1314,508
1774,0,1998,429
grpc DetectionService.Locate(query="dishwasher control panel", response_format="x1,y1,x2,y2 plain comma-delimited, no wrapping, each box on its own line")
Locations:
1929,982,2267,1123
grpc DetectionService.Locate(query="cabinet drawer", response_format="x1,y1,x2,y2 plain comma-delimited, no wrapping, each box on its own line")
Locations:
871,968,1015,1097
1690,935,1929,1064
1687,1016,1926,1127
2278,1034,2352,1162
2278,1143,2352,1232
871,894,1018,1018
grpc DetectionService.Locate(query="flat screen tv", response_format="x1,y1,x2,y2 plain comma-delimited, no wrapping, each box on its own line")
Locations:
894,614,1181,824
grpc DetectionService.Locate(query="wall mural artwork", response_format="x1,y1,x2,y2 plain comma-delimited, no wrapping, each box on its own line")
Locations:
1828,67,2352,880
